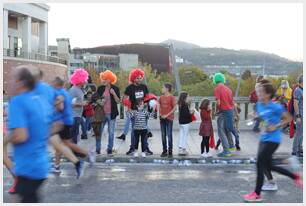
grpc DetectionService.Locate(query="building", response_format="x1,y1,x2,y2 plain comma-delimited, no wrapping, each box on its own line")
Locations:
3,3,68,97
119,53,139,70
83,53,119,72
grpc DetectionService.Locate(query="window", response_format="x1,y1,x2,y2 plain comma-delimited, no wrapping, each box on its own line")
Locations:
8,16,17,30
31,22,39,36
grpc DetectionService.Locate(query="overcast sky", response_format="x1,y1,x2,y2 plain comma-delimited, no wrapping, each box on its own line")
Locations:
48,3,303,61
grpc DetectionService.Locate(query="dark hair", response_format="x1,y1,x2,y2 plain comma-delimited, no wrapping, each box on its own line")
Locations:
261,82,276,99
256,75,264,83
53,76,65,87
298,74,303,84
164,83,172,92
259,79,270,85
199,98,210,111
17,68,36,90
178,91,188,107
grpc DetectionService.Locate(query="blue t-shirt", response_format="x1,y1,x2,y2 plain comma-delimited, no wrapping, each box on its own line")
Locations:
294,87,303,117
256,101,286,143
8,91,50,179
34,81,59,123
56,88,74,125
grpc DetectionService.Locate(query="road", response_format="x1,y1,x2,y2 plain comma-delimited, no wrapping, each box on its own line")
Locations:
3,163,303,203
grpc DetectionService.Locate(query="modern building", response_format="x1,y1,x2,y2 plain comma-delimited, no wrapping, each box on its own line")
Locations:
119,53,139,70
3,3,68,97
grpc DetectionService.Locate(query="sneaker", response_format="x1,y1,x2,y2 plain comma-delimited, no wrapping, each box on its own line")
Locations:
160,151,168,157
133,151,139,157
126,148,134,156
262,182,278,191
229,147,236,151
76,160,86,179
168,151,173,158
96,150,101,155
243,192,263,202
145,149,153,156
147,132,153,138
236,146,241,151
52,164,61,174
182,149,189,156
141,152,146,158
215,146,219,150
107,149,114,157
217,151,233,157
293,173,303,189
201,153,207,158
81,134,88,140
88,150,96,165
8,178,17,194
116,134,126,141
206,152,212,158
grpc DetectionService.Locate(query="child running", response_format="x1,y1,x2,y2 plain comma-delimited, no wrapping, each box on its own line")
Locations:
128,100,155,158
243,80,303,203
199,99,213,158
178,92,193,156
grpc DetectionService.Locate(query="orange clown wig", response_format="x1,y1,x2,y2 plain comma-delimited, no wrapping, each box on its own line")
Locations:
100,70,117,84
128,68,145,83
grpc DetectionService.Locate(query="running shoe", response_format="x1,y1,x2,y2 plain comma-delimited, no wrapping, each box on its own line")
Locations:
8,178,17,194
76,160,86,179
116,134,126,141
262,182,278,191
206,152,213,158
126,148,134,156
201,153,207,158
160,151,168,157
141,152,146,158
133,151,139,157
229,147,236,151
145,149,153,156
217,151,233,157
52,164,61,174
243,192,263,202
293,173,303,189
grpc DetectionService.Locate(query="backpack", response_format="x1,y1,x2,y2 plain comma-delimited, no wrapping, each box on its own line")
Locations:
91,92,105,123
249,90,258,103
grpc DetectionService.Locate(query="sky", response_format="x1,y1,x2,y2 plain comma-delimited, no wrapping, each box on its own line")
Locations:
48,3,303,61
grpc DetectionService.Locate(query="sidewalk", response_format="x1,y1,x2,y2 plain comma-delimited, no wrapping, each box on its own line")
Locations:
53,119,300,163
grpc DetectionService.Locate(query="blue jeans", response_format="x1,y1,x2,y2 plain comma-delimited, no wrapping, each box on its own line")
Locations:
71,117,82,144
96,114,116,152
85,116,92,131
81,117,86,136
160,119,173,152
222,109,240,147
130,117,148,150
123,113,131,135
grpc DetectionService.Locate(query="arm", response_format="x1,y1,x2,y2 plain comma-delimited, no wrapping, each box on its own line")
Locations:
11,128,28,144
110,88,120,104
3,136,15,177
266,112,292,132
294,99,301,123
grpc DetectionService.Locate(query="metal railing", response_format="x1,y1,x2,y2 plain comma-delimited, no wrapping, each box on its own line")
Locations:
118,96,252,120
3,49,68,65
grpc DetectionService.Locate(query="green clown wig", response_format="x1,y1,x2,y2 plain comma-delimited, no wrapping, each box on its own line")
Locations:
213,72,226,84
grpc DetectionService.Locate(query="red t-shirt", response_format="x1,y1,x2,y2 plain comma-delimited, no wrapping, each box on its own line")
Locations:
84,103,94,117
159,95,176,121
214,83,234,111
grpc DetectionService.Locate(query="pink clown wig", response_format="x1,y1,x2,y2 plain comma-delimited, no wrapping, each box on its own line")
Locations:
128,68,145,83
70,68,89,85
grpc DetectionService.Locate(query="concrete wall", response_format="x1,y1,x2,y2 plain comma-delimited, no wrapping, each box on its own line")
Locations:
3,57,68,96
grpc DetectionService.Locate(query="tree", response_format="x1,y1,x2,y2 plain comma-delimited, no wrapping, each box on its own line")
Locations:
242,70,252,80
178,65,208,85
85,66,101,87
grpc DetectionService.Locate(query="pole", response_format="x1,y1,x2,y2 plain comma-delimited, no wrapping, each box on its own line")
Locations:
169,43,181,93
235,68,242,97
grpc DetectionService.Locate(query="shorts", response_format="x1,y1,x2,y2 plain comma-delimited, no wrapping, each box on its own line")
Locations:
16,176,46,203
59,125,72,140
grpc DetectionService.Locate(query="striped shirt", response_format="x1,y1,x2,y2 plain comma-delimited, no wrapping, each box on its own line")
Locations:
128,110,155,130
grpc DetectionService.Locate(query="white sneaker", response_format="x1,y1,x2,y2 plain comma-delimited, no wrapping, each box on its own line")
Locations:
201,153,207,158
262,182,278,191
141,152,146,158
206,152,212,158
88,150,96,165
133,151,139,157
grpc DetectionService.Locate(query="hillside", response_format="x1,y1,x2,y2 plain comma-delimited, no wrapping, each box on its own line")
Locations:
161,39,201,50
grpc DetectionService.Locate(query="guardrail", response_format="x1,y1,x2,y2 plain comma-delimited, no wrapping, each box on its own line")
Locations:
3,49,68,65
118,96,252,120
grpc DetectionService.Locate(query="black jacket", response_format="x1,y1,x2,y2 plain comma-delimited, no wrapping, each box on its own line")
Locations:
97,84,120,120
179,104,192,125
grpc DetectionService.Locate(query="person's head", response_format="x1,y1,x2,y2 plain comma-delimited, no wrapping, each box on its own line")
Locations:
52,76,65,89
178,91,190,106
11,65,38,96
70,68,89,88
298,74,303,87
100,70,117,86
257,80,276,102
256,75,264,83
129,68,145,85
213,73,226,85
86,92,93,101
162,83,172,94
280,80,289,89
136,100,144,110
199,98,211,111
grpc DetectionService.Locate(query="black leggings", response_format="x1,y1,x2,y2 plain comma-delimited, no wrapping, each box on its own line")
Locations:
201,136,210,153
134,129,148,152
255,142,296,195
16,176,45,203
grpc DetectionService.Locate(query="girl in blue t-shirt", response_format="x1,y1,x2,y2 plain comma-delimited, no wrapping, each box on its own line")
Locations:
243,80,303,203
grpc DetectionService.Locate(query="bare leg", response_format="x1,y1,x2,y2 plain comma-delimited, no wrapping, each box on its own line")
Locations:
49,135,79,163
62,139,88,156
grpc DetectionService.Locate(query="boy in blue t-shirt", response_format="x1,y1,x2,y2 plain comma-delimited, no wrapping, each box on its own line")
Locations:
243,80,303,203
4,66,50,203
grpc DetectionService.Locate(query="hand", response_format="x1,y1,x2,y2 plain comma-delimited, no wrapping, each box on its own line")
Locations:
296,117,301,123
161,115,167,119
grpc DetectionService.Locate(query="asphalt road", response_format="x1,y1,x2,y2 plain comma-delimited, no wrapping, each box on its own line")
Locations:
3,163,303,203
